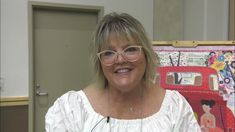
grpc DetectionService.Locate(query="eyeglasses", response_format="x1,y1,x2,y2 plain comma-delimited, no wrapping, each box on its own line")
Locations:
97,45,142,66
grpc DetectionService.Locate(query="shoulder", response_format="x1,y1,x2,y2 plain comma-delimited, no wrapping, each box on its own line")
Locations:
45,90,86,131
165,90,188,105
53,90,84,107
83,83,106,105
166,90,188,104
48,90,84,112
164,90,201,131
46,90,85,118
163,90,194,120
83,83,103,94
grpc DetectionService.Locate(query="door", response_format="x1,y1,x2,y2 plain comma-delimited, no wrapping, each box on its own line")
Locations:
30,3,103,132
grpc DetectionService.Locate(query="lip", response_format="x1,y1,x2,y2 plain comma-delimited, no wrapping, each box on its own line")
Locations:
114,67,133,73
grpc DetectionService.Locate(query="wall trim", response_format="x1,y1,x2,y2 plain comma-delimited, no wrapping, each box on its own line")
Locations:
0,97,28,106
152,40,235,47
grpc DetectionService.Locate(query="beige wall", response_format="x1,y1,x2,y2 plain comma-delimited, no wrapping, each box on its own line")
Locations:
153,0,183,40
229,0,235,40
154,0,229,41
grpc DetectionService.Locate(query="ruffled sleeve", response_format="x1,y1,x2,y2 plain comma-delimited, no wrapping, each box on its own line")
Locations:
45,91,85,132
170,91,201,132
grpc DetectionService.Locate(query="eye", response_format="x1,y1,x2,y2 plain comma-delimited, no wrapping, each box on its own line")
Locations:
101,51,115,57
125,46,139,53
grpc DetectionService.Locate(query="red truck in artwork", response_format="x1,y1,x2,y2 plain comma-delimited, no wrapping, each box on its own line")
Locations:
157,66,235,132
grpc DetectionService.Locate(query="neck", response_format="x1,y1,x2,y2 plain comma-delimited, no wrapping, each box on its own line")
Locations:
106,82,148,119
107,82,146,102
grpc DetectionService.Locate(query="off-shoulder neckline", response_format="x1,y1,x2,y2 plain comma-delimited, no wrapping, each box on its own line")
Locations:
77,90,173,124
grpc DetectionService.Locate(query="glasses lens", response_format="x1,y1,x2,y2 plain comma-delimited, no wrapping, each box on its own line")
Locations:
100,51,115,65
124,46,141,61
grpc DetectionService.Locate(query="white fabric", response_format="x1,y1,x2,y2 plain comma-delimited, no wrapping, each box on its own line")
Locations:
45,90,201,132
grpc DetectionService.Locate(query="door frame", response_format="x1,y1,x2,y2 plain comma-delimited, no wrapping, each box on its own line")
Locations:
28,1,103,131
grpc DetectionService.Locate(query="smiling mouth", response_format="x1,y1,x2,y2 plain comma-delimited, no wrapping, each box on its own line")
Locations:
114,68,132,73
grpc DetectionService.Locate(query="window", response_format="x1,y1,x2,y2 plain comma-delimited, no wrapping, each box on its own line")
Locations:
166,72,202,86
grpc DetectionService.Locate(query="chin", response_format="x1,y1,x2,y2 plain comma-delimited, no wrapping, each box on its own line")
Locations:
117,76,134,82
114,81,130,87
113,80,136,90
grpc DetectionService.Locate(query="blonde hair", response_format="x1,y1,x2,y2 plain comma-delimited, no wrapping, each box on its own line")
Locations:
90,12,158,87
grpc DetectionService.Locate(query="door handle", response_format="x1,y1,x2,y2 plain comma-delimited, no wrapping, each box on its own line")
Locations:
35,83,48,96
36,90,48,96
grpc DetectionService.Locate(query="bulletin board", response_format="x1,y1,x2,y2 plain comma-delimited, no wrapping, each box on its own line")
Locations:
153,41,235,132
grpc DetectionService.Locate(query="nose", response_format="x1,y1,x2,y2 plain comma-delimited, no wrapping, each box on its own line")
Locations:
115,52,126,64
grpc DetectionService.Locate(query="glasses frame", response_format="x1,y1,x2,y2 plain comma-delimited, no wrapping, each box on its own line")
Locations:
97,45,142,66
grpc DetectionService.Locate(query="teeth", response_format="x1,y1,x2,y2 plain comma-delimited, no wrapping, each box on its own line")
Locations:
116,68,130,73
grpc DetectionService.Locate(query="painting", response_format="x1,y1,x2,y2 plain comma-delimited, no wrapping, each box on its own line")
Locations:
154,43,235,132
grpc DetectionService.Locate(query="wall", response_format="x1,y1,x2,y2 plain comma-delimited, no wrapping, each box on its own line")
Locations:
183,0,229,40
154,0,229,40
0,0,154,97
1,0,29,97
0,105,28,132
229,0,235,40
154,0,183,40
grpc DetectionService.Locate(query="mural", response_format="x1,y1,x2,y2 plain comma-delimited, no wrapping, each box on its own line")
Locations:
154,45,235,132
207,51,235,101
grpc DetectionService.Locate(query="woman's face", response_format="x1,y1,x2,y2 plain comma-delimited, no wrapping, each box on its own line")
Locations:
202,104,211,113
101,36,146,92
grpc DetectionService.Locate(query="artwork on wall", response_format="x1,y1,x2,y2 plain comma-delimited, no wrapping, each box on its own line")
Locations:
153,42,235,132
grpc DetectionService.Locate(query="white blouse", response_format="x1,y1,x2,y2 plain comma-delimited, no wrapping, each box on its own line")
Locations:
45,90,201,132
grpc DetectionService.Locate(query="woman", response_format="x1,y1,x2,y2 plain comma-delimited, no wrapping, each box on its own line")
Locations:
45,12,200,132
200,100,223,132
